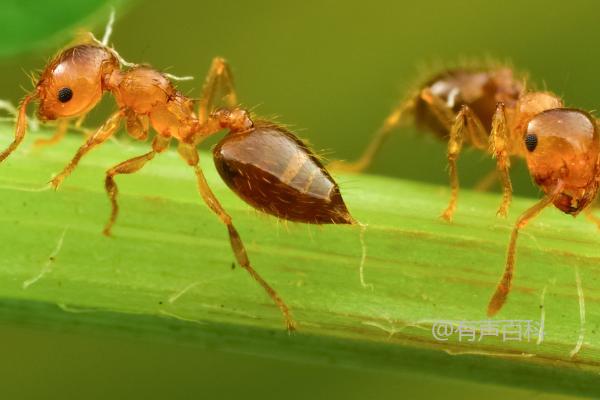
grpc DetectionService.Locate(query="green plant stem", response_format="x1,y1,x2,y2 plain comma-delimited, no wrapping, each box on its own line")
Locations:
0,126,598,396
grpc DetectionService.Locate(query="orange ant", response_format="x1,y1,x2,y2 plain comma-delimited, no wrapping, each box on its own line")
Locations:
332,65,600,316
0,14,359,331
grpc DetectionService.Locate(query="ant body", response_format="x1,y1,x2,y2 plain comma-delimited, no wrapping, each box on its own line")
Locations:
332,65,600,316
0,15,358,330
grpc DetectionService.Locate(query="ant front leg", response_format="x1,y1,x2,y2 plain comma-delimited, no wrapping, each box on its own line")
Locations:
583,206,600,230
198,57,239,124
33,119,70,149
50,110,124,189
328,97,416,173
103,135,171,236
177,141,296,331
0,93,36,163
487,183,563,316
489,103,513,218
35,113,93,149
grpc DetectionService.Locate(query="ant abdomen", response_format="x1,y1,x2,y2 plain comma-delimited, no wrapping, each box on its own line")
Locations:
213,122,354,224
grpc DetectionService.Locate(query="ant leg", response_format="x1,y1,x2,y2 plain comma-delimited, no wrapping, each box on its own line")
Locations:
419,88,456,130
328,98,416,173
583,207,600,230
125,110,149,141
33,119,70,148
0,93,36,163
474,170,499,192
462,104,501,192
489,103,513,218
421,94,491,220
487,184,562,316
440,106,468,222
103,135,170,236
198,57,238,124
50,110,124,189
421,87,490,150
74,113,88,130
177,142,296,331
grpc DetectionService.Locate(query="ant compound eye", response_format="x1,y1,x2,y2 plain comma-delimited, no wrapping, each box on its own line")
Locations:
525,133,538,152
57,87,73,103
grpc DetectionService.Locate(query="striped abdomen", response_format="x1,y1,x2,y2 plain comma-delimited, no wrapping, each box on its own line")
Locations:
213,122,354,224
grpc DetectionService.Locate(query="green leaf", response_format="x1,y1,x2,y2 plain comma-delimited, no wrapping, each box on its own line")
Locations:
0,124,598,397
0,0,126,57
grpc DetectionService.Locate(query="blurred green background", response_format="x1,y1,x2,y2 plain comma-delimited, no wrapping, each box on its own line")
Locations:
0,0,598,398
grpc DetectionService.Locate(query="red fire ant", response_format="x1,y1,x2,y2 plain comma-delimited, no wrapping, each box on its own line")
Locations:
0,13,359,331
331,65,599,316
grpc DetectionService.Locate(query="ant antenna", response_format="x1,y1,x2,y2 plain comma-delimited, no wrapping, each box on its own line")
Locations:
101,8,115,46
90,8,135,68
164,73,194,81
357,221,372,289
92,8,194,81
0,99,39,131
0,99,18,116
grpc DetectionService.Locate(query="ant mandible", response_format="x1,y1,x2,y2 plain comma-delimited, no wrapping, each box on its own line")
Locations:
0,13,358,331
332,65,600,315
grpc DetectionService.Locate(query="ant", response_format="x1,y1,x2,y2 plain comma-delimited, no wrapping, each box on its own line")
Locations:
0,13,359,331
332,64,600,316
330,66,524,221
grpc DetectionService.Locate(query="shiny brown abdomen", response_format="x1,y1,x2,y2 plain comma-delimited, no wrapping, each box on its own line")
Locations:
414,68,523,138
213,122,354,224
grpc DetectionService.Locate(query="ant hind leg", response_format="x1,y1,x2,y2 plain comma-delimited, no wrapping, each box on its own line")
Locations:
177,142,296,331
198,57,239,124
328,97,416,173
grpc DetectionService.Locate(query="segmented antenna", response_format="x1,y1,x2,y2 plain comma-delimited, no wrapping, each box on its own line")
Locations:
101,8,115,46
93,9,194,81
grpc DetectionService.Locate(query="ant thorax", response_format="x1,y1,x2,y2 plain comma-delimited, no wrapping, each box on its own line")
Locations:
106,66,197,141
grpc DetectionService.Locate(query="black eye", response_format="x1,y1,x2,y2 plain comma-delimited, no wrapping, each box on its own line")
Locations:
57,87,73,103
525,133,538,152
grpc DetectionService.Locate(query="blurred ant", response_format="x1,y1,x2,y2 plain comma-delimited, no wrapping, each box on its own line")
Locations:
330,66,524,221
332,65,599,316
0,12,359,331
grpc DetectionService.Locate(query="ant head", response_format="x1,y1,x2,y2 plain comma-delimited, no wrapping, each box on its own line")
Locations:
524,108,600,214
36,44,119,121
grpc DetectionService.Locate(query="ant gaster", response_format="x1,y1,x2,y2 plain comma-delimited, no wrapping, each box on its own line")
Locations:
0,15,358,331
332,65,600,315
